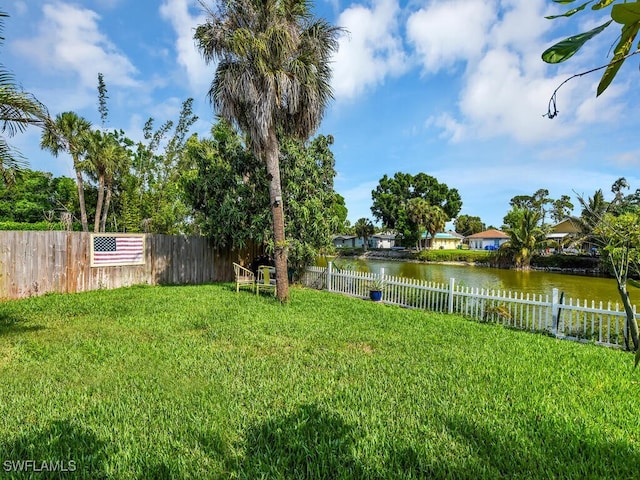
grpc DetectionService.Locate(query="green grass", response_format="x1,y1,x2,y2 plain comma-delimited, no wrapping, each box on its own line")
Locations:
1,284,639,479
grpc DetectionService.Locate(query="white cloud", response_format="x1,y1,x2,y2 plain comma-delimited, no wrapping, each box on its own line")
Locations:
159,0,214,96
332,0,408,99
417,0,627,145
407,0,496,74
13,2,138,90
337,180,378,222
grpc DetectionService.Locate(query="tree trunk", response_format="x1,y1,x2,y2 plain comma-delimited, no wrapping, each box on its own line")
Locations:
73,159,88,232
101,181,112,232
264,130,289,302
617,281,639,351
94,173,105,233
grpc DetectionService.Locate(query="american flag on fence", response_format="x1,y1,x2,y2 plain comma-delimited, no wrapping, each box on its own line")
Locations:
90,234,145,267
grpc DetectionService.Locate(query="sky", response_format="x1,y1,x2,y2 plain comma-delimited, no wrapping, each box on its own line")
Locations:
4,0,640,229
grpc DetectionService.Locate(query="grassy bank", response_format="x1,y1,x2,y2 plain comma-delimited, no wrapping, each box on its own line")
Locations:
0,285,638,479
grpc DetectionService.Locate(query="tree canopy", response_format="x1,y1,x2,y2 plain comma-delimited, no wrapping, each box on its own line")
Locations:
371,172,462,247
183,121,343,278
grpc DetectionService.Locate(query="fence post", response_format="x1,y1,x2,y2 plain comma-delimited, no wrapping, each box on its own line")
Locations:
551,288,559,336
448,277,455,314
327,261,333,292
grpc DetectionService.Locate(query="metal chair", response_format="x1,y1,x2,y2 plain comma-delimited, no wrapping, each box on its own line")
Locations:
256,265,277,296
233,262,255,293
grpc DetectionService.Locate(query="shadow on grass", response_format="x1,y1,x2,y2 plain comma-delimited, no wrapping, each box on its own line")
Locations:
436,413,640,479
0,312,44,337
0,419,107,478
228,404,369,479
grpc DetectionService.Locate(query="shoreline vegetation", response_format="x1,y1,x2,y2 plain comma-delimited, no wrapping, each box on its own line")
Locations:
330,248,603,276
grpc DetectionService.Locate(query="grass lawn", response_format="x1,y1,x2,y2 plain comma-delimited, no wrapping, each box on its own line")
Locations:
0,284,639,479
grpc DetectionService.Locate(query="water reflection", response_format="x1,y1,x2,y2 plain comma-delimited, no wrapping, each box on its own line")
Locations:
328,258,639,306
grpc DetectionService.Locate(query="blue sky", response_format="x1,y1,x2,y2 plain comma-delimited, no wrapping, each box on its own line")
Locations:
4,0,640,229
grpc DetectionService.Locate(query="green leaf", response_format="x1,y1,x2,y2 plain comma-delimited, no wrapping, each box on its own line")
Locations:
597,22,640,96
546,1,593,19
592,0,616,10
542,20,613,63
611,2,640,25
552,0,579,3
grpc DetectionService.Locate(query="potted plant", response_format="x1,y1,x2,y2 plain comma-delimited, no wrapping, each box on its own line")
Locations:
368,277,385,302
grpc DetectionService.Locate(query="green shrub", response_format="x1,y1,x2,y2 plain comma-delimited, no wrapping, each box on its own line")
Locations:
415,249,492,263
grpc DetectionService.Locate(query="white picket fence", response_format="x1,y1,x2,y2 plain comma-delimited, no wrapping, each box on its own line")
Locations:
302,263,638,349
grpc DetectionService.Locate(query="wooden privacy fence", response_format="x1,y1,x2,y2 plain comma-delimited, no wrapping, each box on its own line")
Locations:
302,263,638,349
0,231,260,300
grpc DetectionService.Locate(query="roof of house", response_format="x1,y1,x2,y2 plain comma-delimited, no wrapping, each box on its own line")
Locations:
371,233,396,240
332,235,357,241
424,231,463,240
466,229,509,239
550,217,583,234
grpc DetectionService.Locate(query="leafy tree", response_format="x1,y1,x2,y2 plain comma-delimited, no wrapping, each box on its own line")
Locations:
542,0,640,100
550,195,575,223
454,214,485,237
0,11,49,183
354,218,374,251
509,189,553,225
594,211,640,352
40,112,92,232
121,99,197,234
184,122,342,278
195,0,341,302
371,172,462,247
502,207,546,269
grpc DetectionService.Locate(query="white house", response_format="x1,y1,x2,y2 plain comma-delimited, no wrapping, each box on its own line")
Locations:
369,233,396,249
465,229,509,250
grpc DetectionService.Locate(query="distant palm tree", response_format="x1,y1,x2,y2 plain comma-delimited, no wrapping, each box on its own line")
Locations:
425,205,448,249
195,0,341,302
41,112,92,232
84,130,129,232
407,198,429,251
503,208,545,269
0,11,49,183
354,218,374,251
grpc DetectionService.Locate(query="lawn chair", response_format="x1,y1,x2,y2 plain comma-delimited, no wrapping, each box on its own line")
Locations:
256,265,277,296
233,262,255,293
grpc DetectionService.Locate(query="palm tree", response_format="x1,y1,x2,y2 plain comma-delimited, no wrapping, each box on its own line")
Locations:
84,130,129,232
503,207,545,269
354,218,374,251
195,0,341,302
41,112,92,232
0,11,49,183
425,205,448,249
406,198,429,251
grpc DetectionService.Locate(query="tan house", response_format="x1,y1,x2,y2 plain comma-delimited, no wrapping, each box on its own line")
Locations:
547,217,587,252
425,231,464,249
466,229,509,250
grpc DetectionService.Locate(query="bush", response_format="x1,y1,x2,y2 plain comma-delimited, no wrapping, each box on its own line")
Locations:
415,249,492,263
531,254,600,270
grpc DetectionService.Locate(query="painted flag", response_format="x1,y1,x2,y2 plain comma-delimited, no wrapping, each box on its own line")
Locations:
91,234,145,267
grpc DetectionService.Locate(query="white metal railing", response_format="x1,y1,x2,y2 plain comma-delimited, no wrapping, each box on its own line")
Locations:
302,263,637,349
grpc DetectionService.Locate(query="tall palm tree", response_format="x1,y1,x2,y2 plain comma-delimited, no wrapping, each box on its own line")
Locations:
406,198,429,251
195,0,341,302
0,11,49,183
84,130,128,232
41,112,92,232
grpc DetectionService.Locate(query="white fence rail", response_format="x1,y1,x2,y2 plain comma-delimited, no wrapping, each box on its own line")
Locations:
302,263,637,349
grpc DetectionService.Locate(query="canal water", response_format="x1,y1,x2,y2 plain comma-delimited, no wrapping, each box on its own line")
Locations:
323,258,640,306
